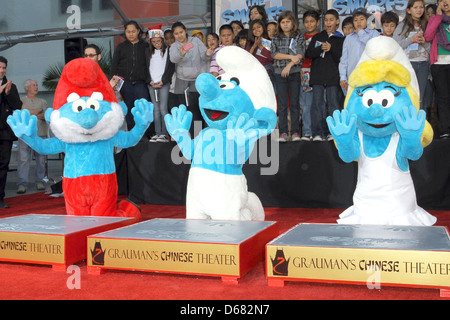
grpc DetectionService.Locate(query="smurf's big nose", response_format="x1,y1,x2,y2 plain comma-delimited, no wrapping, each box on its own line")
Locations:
78,108,98,129
196,73,221,101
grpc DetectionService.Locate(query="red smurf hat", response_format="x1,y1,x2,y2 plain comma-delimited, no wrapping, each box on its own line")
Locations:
53,58,117,109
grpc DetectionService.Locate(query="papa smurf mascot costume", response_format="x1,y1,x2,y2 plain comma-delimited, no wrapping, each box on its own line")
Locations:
7,58,153,219
165,46,277,221
326,36,436,226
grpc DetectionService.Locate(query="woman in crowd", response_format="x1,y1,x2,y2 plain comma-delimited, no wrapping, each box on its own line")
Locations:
148,28,175,143
110,20,150,130
271,10,305,142
169,21,210,136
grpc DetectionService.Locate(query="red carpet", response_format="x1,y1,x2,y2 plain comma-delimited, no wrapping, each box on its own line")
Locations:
0,193,449,301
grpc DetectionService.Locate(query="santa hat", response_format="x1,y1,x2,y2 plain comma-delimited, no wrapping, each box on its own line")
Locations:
53,58,117,110
148,24,164,38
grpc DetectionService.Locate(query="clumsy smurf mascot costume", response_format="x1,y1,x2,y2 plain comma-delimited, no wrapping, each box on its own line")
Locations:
165,46,277,221
7,58,153,219
326,36,436,226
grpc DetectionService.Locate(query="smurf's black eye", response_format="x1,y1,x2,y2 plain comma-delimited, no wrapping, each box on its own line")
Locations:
230,77,240,86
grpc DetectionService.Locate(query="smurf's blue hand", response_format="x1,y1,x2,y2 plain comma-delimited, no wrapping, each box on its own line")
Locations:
226,113,258,147
165,105,192,136
7,109,64,155
165,104,194,159
226,114,258,165
394,105,425,162
7,109,37,139
326,109,360,163
132,99,153,128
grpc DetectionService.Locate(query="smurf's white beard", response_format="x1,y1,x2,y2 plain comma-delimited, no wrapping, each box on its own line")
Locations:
49,102,124,143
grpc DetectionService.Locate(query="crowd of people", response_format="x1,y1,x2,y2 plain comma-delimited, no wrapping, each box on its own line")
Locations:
0,2,450,208
104,2,450,144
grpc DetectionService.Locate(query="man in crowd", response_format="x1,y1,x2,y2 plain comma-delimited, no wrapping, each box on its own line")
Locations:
17,79,49,194
0,56,22,208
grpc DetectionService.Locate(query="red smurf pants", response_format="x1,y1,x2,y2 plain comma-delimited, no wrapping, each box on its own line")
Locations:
62,173,140,219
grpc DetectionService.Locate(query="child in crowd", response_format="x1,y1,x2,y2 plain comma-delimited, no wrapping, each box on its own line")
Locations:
230,20,244,37
191,30,206,45
299,10,320,141
247,19,274,71
206,32,219,50
249,5,269,24
381,11,399,37
271,10,305,142
426,3,437,19
235,29,249,49
394,0,430,110
267,21,277,40
148,27,175,143
306,9,344,142
208,24,235,77
341,16,354,36
339,8,380,92
164,29,175,46
170,21,209,136
424,0,450,139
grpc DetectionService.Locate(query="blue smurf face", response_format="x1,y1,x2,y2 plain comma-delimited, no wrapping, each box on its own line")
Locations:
196,73,255,130
58,93,117,129
346,81,413,137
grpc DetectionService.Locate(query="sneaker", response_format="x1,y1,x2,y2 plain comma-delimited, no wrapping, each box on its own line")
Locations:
440,133,450,140
36,182,45,191
156,135,169,142
278,133,289,142
149,135,158,143
301,135,312,141
327,134,334,141
0,200,9,209
17,185,26,194
313,135,324,142
291,132,301,141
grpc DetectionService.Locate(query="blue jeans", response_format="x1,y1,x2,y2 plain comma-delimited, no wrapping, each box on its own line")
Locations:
17,139,46,187
148,83,170,136
311,85,342,137
274,72,301,135
299,86,313,136
120,80,150,129
411,61,430,110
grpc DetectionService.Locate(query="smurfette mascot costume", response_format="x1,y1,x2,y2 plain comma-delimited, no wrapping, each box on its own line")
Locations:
326,36,436,226
7,58,153,219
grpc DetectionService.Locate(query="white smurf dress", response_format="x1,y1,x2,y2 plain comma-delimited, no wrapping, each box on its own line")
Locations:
338,131,437,226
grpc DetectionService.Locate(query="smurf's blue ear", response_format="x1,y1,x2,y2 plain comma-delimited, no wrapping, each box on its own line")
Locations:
44,108,53,124
119,101,128,116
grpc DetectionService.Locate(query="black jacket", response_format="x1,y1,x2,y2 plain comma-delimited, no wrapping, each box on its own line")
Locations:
305,30,344,86
110,39,150,83
0,77,22,140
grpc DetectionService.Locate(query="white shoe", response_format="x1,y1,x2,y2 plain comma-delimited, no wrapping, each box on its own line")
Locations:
278,133,289,142
327,134,334,141
149,135,158,143
301,135,312,141
156,135,168,142
313,135,324,142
